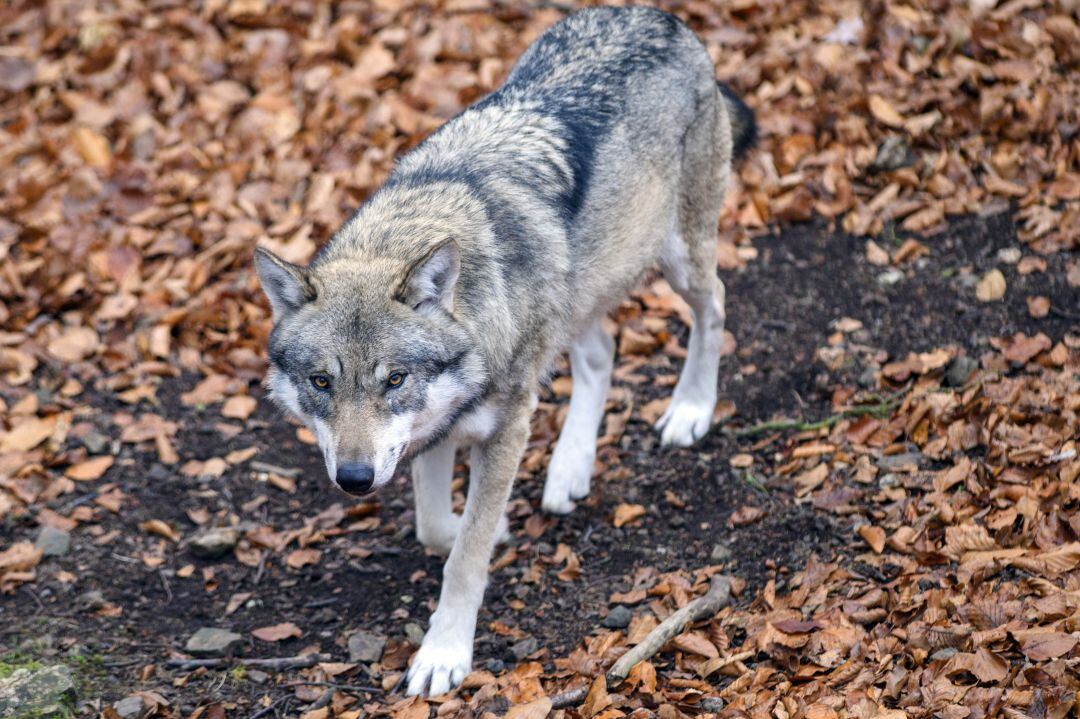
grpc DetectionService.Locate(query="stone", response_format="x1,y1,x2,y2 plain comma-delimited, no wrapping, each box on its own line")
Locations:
188,527,239,559
80,431,110,454
0,664,77,718
876,452,923,471
347,630,386,663
404,623,425,647
509,637,538,660
602,605,633,629
870,135,913,172
709,543,732,563
699,698,725,712
35,526,70,557
113,695,147,719
945,355,979,388
77,589,106,610
185,627,243,657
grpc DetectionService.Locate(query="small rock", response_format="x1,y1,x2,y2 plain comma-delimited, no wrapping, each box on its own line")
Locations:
997,247,1021,264
709,543,732,563
870,135,913,172
945,355,978,387
246,669,269,684
81,431,111,455
77,589,106,610
699,698,725,712
602,605,632,629
185,627,243,657
404,623,425,647
347,630,386,663
877,268,904,287
876,452,922,471
0,665,77,717
35,526,71,557
113,695,147,719
485,658,505,673
509,637,539,660
189,527,239,559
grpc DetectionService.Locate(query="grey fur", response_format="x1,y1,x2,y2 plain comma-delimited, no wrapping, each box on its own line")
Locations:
255,6,753,697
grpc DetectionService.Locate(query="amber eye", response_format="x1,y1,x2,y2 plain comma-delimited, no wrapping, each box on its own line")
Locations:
387,371,406,388
310,375,331,391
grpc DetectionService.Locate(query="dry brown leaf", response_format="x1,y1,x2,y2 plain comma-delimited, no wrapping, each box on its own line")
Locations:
975,269,1006,302
251,622,302,642
612,503,646,528
139,519,181,543
66,455,114,481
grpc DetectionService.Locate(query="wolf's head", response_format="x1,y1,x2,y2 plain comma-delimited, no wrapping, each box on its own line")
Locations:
254,240,486,496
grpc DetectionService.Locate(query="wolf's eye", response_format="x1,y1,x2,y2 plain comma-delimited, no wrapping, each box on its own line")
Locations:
387,371,406,388
310,375,331,391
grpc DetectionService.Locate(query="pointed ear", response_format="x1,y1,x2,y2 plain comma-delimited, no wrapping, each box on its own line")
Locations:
254,246,315,319
397,239,460,314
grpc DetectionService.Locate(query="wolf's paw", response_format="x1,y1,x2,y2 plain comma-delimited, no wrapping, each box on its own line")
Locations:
405,631,473,697
657,399,714,447
542,442,594,514
417,513,509,555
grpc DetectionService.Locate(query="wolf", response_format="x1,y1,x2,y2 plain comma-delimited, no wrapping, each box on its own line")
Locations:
255,5,755,697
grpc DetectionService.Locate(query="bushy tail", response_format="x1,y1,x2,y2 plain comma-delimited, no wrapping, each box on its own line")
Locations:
717,82,757,160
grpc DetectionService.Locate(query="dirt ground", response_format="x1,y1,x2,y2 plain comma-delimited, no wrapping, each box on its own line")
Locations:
1,208,1072,713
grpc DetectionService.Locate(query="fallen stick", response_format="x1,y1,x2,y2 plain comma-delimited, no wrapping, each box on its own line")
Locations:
550,575,733,710
167,653,330,672
735,401,897,438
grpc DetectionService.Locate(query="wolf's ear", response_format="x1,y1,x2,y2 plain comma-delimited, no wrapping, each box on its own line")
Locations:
254,246,315,319
398,238,459,314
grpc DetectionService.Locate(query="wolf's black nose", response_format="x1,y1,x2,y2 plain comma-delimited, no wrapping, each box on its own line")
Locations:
336,463,375,495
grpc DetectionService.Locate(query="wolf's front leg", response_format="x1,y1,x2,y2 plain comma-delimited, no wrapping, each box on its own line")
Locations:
405,398,531,697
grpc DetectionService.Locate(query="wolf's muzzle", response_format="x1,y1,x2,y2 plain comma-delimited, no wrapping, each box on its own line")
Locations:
336,463,375,495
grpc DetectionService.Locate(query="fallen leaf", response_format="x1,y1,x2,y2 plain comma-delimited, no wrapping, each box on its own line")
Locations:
251,622,302,642
612,503,646,528
975,269,1006,302
66,455,114,481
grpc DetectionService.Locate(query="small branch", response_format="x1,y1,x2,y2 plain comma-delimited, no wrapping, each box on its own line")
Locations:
285,680,383,695
735,401,897,438
550,575,733,709
167,653,329,672
248,695,290,719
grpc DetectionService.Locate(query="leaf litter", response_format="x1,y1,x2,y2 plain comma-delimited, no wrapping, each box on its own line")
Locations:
0,0,1077,717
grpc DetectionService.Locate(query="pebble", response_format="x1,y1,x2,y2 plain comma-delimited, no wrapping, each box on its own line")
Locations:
404,623,426,646
710,543,732,563
347,630,387,663
185,627,243,657
945,355,978,387
35,526,71,557
510,637,539,660
113,695,146,719
602,605,632,629
188,527,239,559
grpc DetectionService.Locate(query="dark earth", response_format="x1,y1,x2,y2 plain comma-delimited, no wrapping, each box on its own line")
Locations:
1,210,1074,710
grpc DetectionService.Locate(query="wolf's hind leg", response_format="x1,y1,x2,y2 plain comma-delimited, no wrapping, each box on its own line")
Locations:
542,320,615,514
655,262,725,447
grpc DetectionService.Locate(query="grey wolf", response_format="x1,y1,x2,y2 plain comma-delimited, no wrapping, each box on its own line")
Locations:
255,5,755,697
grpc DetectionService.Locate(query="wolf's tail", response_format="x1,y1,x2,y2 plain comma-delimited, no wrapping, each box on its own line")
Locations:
717,82,757,160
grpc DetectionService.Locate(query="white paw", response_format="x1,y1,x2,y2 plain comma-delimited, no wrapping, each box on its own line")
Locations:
417,512,509,555
657,399,714,447
542,443,594,514
406,629,473,697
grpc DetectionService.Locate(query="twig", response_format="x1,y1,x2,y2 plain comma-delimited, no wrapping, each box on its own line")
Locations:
286,680,383,695
167,653,329,672
549,575,733,709
734,401,897,438
248,695,290,719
